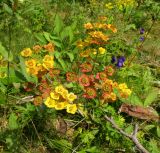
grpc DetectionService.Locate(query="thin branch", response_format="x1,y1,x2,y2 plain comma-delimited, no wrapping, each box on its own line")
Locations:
31,120,46,152
104,115,149,153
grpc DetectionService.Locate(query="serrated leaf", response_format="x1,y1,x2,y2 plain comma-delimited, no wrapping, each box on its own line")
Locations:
144,91,158,106
8,113,19,130
128,94,143,106
144,125,155,131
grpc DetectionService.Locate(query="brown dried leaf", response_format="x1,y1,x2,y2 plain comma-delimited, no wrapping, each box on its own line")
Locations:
119,103,159,121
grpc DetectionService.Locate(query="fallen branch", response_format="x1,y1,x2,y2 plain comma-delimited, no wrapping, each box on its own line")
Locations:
104,115,149,153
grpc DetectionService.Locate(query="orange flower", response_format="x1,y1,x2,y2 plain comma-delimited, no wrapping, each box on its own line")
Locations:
43,42,54,52
105,66,114,76
83,87,97,99
84,23,93,29
80,62,93,73
33,96,43,106
96,71,107,81
98,16,107,21
33,45,42,53
107,24,117,33
79,74,90,87
66,72,77,82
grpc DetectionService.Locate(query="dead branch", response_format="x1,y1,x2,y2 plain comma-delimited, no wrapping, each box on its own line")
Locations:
104,115,149,153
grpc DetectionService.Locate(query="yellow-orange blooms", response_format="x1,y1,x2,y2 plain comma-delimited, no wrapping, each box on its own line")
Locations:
21,48,32,57
44,85,78,114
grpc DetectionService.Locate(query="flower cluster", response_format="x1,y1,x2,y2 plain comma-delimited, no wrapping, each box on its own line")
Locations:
0,54,7,78
116,0,136,10
20,43,55,77
139,28,145,42
111,56,126,68
44,85,77,114
77,17,117,58
65,63,127,101
118,83,132,98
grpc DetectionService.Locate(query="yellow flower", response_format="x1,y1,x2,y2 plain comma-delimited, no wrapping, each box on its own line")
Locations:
50,92,60,100
26,67,38,75
66,104,77,114
61,89,69,99
98,47,106,54
42,61,54,70
123,89,132,95
67,93,77,102
84,23,93,30
44,97,56,108
25,59,36,68
36,63,45,72
98,16,107,22
118,83,128,90
80,49,91,57
20,48,32,57
0,72,7,78
107,24,117,33
105,2,114,9
55,85,66,94
43,55,54,62
77,40,85,50
110,92,116,101
55,102,66,110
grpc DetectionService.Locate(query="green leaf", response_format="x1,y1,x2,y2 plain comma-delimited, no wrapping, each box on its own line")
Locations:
157,126,160,138
52,40,62,48
0,42,13,61
3,3,13,14
54,15,64,35
19,56,31,82
80,130,99,144
43,31,51,42
66,52,74,62
144,91,158,106
144,125,155,131
0,92,6,104
128,94,143,106
8,113,19,130
34,33,47,44
60,26,74,43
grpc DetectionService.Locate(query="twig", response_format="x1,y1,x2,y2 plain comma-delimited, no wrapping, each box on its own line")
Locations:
104,115,149,153
31,120,46,152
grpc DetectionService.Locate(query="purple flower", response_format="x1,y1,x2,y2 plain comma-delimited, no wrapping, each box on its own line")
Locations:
140,36,144,41
140,28,145,34
118,56,125,62
111,56,116,63
116,62,123,68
